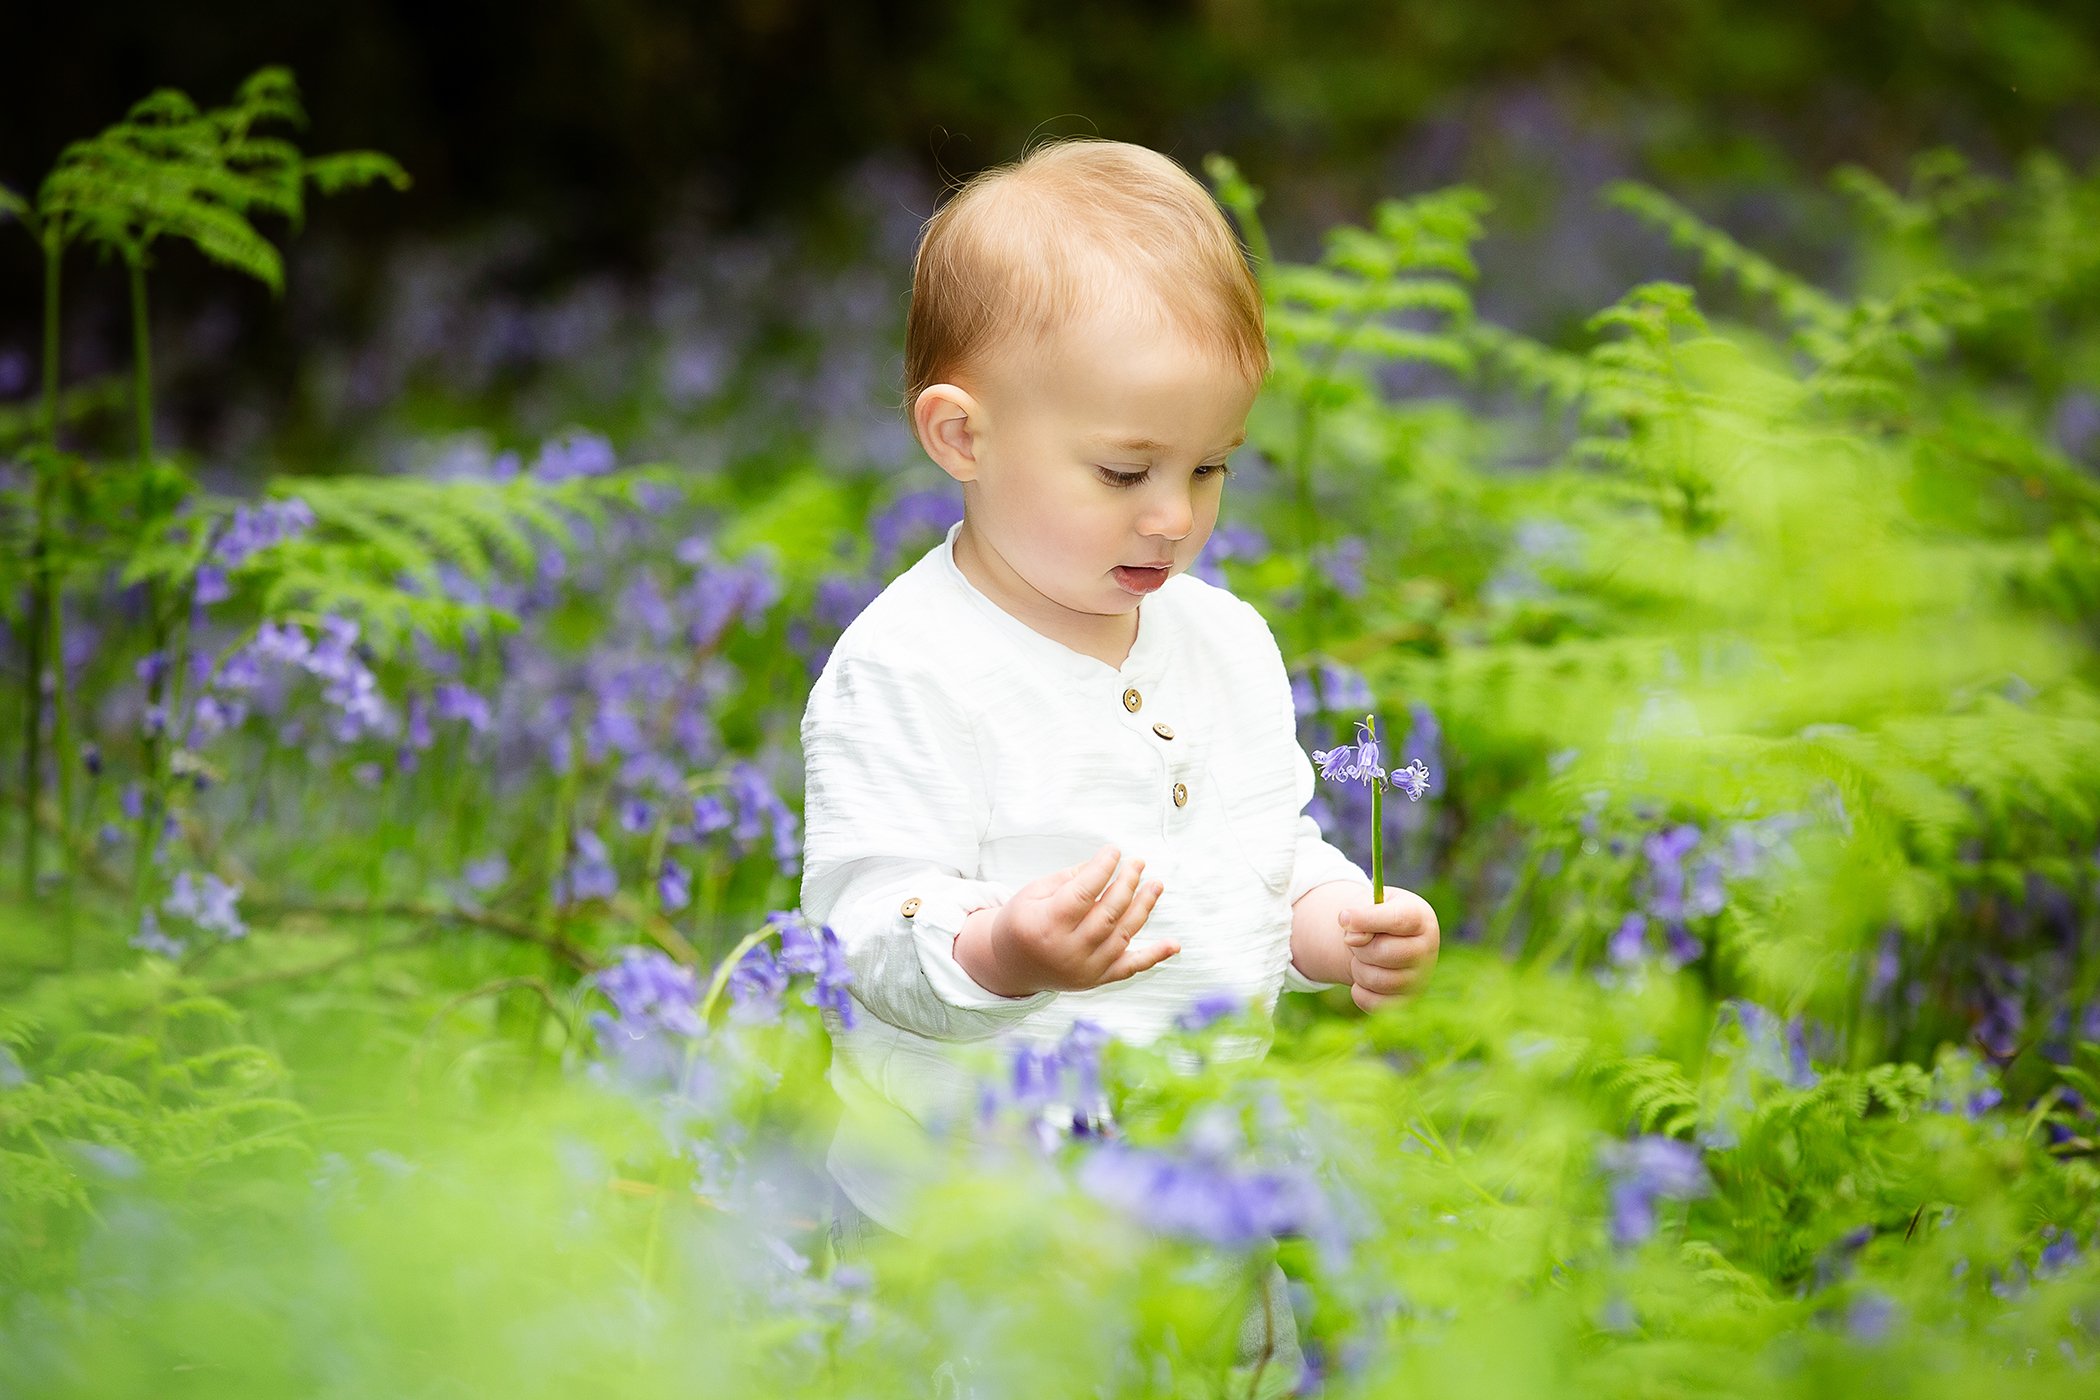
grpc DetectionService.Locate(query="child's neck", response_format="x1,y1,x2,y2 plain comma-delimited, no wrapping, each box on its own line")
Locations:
953,523,1142,670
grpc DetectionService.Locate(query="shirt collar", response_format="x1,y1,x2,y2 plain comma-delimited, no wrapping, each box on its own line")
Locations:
935,519,1170,684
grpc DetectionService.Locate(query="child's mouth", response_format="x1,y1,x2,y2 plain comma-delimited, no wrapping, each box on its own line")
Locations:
1113,565,1169,595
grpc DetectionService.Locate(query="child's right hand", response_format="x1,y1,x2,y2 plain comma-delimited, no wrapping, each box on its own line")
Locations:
955,845,1177,998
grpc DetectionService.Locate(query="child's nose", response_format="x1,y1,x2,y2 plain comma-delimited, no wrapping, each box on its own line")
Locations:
1139,491,1195,539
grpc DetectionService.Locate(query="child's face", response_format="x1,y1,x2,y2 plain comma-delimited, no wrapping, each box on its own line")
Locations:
916,298,1257,639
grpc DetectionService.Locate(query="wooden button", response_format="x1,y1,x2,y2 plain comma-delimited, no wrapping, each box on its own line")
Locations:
1122,687,1142,712
1172,782,1188,807
900,896,921,917
1152,722,1175,740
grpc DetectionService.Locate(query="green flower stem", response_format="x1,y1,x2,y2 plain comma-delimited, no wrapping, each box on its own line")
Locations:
696,923,775,1027
638,918,775,1292
1370,776,1384,905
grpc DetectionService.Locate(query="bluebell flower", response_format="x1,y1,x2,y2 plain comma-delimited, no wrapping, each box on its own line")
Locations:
1608,912,1648,965
597,948,703,1038
163,870,246,940
212,498,316,570
2040,1226,2082,1277
461,853,508,892
1600,1136,1710,1248
1726,1001,1819,1088
727,944,787,1023
1290,661,1374,720
430,682,493,733
657,858,692,913
1845,1291,1898,1343
767,910,856,1028
556,830,619,906
1175,992,1244,1033
130,908,187,958
1076,1142,1334,1251
529,430,617,484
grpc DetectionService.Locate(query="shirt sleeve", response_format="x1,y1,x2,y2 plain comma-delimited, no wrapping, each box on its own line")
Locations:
799,653,1056,1038
1283,812,1374,993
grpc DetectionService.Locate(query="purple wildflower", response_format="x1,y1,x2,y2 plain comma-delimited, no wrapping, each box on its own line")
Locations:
1175,992,1245,1033
530,430,617,484
727,944,787,1023
212,498,316,570
1846,1291,1898,1343
1607,912,1648,964
597,948,703,1038
2040,1226,2082,1277
1077,1142,1334,1251
657,858,691,913
162,870,247,939
759,910,856,1027
130,908,187,958
557,830,619,906
1600,1136,1710,1248
431,682,493,733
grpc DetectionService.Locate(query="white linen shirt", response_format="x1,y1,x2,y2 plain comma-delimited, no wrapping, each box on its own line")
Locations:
799,519,1371,1232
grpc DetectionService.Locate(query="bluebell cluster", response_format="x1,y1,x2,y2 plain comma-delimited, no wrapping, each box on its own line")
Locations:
1599,1135,1710,1248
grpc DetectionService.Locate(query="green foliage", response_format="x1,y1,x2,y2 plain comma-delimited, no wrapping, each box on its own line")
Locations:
32,65,408,289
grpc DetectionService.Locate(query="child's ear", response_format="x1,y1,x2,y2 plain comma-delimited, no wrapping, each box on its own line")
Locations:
914,383,982,482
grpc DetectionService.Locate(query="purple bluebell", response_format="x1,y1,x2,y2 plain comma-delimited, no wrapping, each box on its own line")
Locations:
618,797,654,835
1312,537,1367,598
813,573,880,632
868,489,964,571
530,430,618,484
557,830,619,906
80,741,101,777
1312,719,1383,786
193,564,231,607
1662,920,1704,966
1600,1135,1710,1248
1076,1142,1333,1251
728,944,787,1023
1641,824,1701,921
163,870,247,939
1845,1291,1897,1343
683,550,784,651
764,910,856,1026
212,499,316,571
1390,760,1431,801
1175,992,1245,1033
431,681,493,732
1290,661,1374,720
657,858,691,913
2040,1226,2082,1277
461,854,508,892
1608,913,1648,964
597,947,703,1037
1726,1000,1819,1088
130,908,186,958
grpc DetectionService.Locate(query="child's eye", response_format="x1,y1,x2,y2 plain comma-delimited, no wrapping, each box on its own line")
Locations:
1095,463,1233,490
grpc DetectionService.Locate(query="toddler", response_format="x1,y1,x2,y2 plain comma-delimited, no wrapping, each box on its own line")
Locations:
797,136,1441,1372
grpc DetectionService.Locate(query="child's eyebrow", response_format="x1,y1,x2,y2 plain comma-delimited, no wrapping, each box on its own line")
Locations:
1088,430,1247,456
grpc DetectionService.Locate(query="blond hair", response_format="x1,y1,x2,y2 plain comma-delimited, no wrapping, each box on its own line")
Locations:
901,137,1268,417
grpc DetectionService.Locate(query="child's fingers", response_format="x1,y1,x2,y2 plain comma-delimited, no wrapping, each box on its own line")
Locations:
1350,930,1432,969
1056,846,1126,912
1099,937,1179,984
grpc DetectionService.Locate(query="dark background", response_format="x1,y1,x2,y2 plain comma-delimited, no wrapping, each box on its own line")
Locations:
4,0,2098,456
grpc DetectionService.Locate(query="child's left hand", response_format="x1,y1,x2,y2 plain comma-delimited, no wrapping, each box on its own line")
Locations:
1340,887,1440,1014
